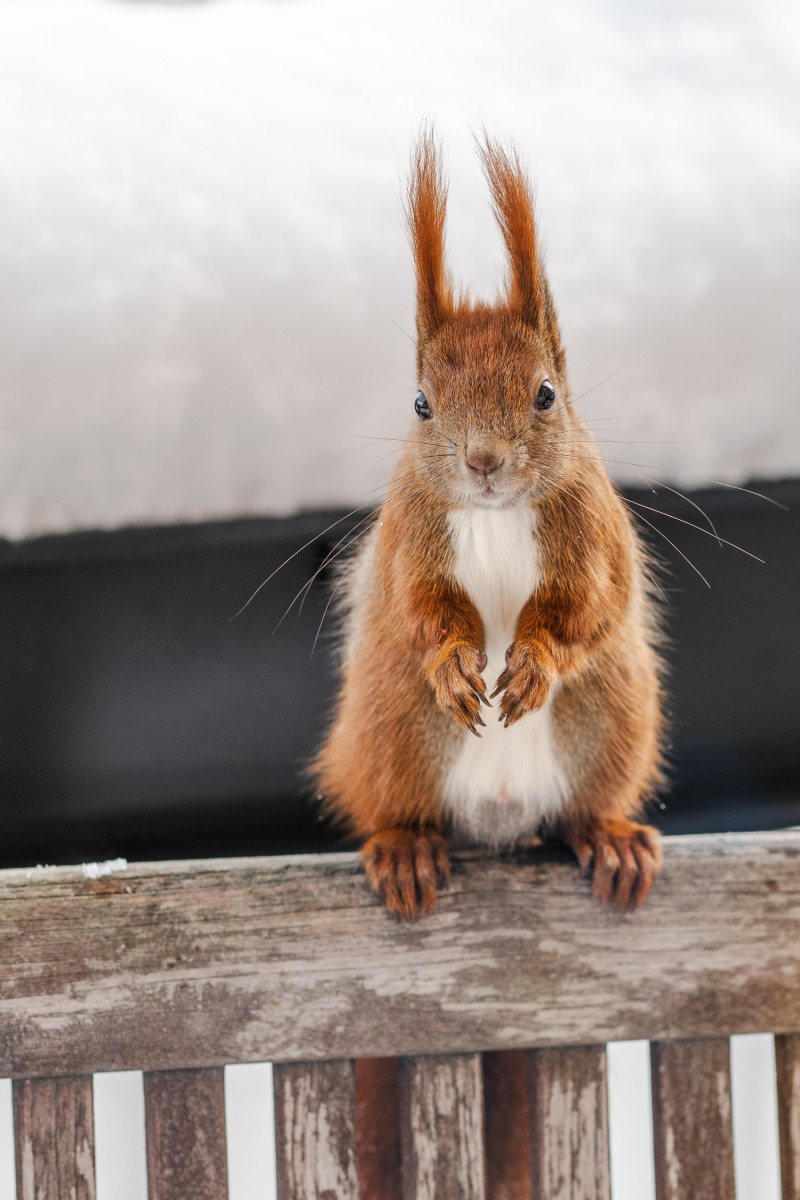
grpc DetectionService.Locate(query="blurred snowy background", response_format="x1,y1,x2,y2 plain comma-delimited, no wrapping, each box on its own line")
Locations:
1,0,797,1196
0,0,798,541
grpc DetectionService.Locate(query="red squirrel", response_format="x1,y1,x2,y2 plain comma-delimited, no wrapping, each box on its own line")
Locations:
314,130,664,919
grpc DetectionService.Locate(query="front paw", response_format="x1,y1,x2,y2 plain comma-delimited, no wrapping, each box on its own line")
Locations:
429,642,488,736
566,819,662,910
361,828,451,920
492,641,553,726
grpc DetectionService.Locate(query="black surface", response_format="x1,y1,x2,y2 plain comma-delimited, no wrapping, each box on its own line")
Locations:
0,479,797,868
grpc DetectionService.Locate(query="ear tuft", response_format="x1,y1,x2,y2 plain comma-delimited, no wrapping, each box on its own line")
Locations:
406,127,453,357
477,133,564,365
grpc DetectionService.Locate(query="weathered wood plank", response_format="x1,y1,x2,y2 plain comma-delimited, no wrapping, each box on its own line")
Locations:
2,832,800,1075
775,1033,800,1200
650,1038,735,1200
400,1053,485,1199
527,1044,610,1200
143,1067,228,1200
13,1075,96,1200
273,1059,359,1200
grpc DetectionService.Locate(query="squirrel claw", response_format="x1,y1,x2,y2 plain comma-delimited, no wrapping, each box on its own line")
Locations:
361,828,450,920
431,643,488,734
564,819,663,911
492,642,552,723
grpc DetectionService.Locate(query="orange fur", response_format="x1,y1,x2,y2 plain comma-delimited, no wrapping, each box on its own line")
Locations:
313,130,664,920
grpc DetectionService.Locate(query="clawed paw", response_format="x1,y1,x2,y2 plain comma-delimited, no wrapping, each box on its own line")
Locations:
491,641,552,726
360,828,451,920
430,643,489,736
567,819,663,911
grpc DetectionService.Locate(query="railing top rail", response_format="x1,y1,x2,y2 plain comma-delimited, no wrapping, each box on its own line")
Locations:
2,830,799,1078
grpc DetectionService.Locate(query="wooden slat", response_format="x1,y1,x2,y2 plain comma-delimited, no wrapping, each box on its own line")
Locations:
12,1075,96,1200
399,1053,486,1199
526,1044,610,1200
3,832,800,1075
143,1067,228,1200
650,1038,735,1200
776,1033,800,1199
273,1059,359,1200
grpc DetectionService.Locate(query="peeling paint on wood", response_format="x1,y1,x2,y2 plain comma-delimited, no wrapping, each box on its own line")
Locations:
12,1075,96,1200
273,1059,359,1199
775,1033,800,1200
143,1068,228,1200
650,1038,734,1200
527,1045,610,1200
400,1053,486,1200
2,833,800,1076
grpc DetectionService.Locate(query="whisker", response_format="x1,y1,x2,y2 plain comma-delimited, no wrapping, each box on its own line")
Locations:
229,501,381,620
311,559,355,659
638,477,723,547
282,510,380,629
595,458,789,511
371,306,416,347
625,507,711,588
623,497,764,562
566,364,627,406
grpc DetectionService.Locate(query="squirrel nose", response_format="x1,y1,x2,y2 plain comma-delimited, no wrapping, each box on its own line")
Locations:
465,450,505,478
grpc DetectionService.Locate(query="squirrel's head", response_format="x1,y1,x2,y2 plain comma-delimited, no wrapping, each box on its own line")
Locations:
405,130,578,510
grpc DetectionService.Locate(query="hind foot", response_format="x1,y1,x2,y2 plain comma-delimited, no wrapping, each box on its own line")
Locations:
565,818,662,911
360,828,450,920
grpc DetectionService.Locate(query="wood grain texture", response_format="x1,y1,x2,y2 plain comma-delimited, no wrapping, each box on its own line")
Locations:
776,1033,800,1199
13,1075,96,1200
650,1038,735,1200
143,1067,228,1200
273,1059,359,1200
400,1053,486,1199
3,832,800,1076
527,1045,610,1200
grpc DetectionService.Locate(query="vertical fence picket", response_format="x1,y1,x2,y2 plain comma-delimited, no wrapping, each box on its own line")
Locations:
526,1044,610,1200
12,1075,96,1200
143,1067,228,1200
273,1059,360,1200
399,1053,486,1200
775,1033,800,1199
650,1038,735,1200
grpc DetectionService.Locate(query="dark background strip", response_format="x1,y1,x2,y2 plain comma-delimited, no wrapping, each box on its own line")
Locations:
0,478,797,868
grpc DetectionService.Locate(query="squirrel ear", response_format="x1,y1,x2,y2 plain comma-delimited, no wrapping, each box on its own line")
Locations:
406,127,453,359
477,134,564,368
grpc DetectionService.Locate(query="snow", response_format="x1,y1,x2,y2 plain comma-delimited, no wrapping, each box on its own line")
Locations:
81,858,128,880
0,0,797,541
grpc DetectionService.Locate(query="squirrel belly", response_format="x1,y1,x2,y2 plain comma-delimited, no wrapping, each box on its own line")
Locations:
442,504,568,847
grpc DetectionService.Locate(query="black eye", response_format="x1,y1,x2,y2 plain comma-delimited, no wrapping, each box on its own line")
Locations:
415,391,432,420
535,380,556,411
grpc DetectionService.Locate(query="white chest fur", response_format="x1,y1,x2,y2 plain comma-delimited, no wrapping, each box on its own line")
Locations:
442,505,568,846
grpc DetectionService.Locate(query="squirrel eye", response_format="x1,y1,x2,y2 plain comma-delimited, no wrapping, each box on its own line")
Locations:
535,380,556,411
415,391,433,420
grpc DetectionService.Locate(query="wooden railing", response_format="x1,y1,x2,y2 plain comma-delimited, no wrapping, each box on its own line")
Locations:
3,831,800,1198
